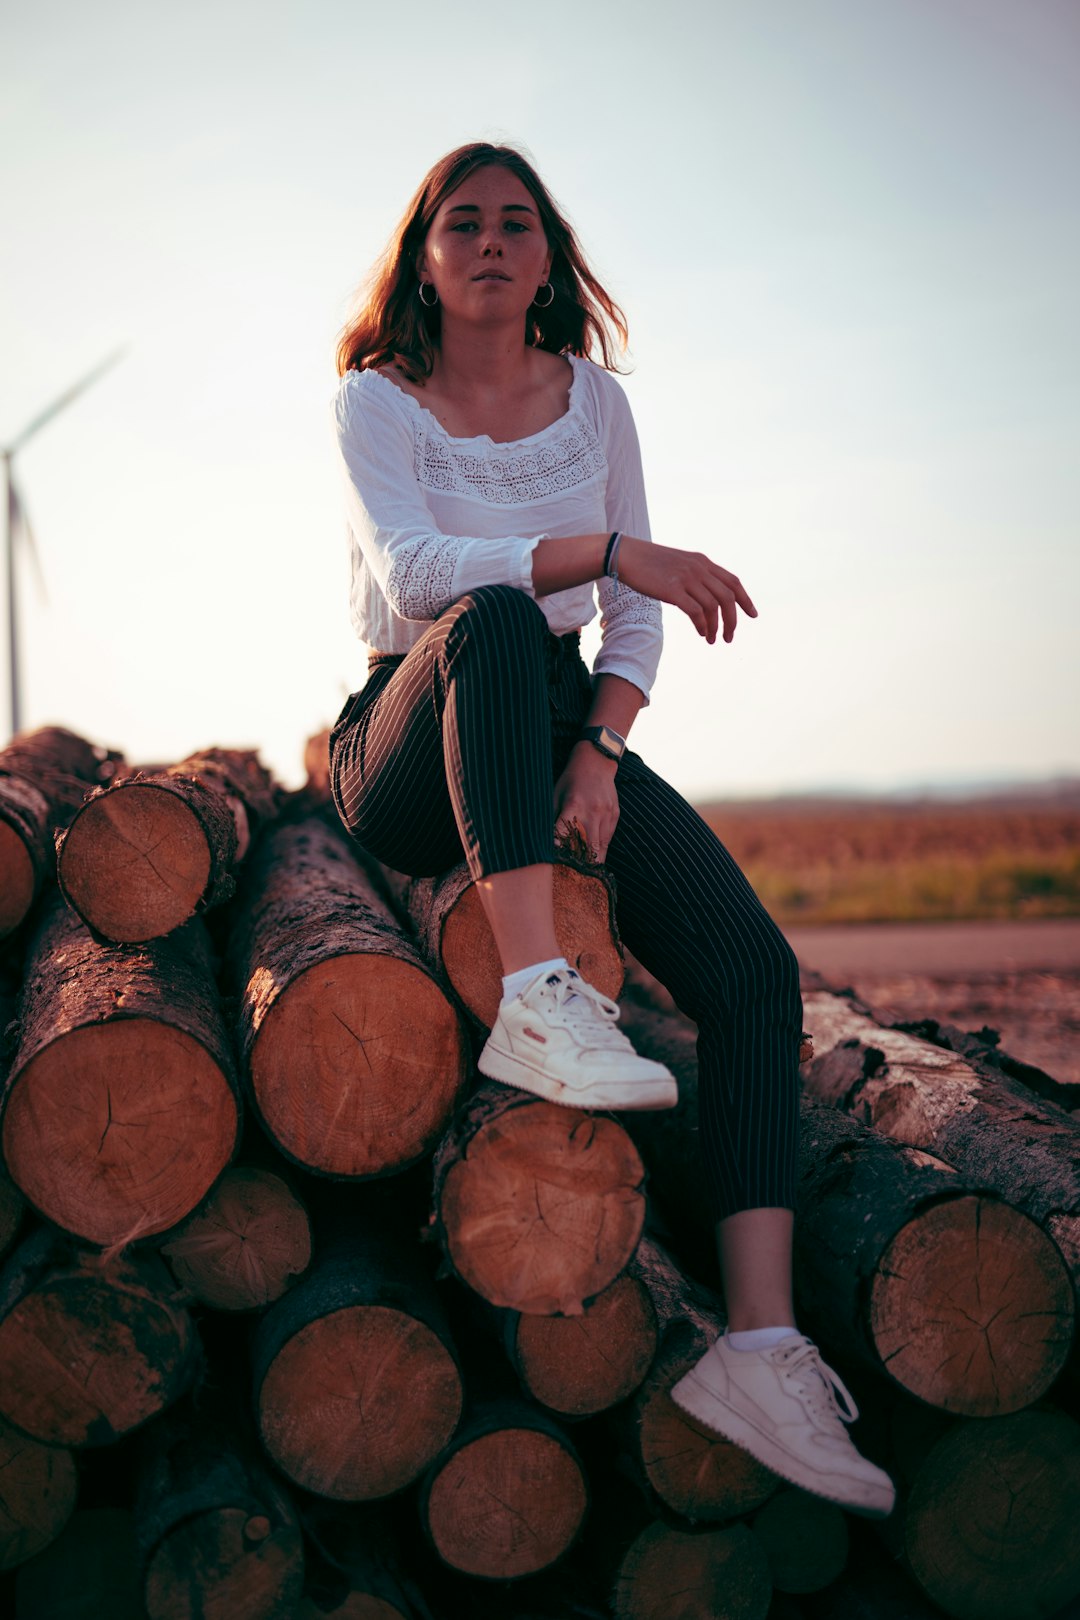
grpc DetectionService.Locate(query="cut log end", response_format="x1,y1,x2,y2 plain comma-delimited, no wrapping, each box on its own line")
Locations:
613,1521,773,1620
637,1382,779,1521
904,1407,1080,1620
0,819,35,937
750,1485,849,1594
161,1167,312,1310
3,1017,238,1245
251,953,468,1178
870,1194,1076,1415
426,1426,587,1579
59,785,212,942
258,1305,462,1499
441,863,624,1027
513,1273,658,1414
439,1097,645,1315
0,1412,78,1572
0,1253,196,1447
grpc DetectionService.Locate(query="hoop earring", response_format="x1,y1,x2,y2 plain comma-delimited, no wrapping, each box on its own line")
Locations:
418,282,439,307
532,283,555,309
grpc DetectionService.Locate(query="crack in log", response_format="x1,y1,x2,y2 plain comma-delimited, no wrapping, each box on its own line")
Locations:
331,1011,377,1079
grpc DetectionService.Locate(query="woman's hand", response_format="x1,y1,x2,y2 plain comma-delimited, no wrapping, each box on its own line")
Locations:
619,536,758,644
553,744,620,863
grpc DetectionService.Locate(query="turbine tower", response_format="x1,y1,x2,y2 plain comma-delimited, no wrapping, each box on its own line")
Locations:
3,348,125,740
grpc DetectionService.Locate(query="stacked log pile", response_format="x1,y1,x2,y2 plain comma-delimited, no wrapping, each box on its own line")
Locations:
0,723,1077,1619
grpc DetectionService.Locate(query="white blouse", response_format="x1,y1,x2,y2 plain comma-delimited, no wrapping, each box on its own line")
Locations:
330,352,663,702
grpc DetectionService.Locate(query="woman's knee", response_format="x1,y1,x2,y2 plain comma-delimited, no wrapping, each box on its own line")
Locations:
440,584,548,651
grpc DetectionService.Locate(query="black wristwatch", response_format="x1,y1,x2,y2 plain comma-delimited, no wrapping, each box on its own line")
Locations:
580,724,626,762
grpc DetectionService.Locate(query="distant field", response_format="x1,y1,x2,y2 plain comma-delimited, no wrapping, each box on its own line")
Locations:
693,801,1080,927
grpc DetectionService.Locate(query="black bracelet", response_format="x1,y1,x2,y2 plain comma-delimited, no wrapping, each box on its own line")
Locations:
602,531,620,575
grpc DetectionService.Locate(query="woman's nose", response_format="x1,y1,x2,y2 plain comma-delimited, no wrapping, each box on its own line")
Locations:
480,237,503,256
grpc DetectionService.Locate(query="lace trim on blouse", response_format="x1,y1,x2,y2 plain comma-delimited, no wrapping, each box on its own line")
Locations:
386,534,466,622
413,420,607,506
599,577,663,628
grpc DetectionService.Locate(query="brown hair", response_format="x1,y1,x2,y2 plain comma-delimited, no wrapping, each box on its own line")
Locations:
335,142,629,382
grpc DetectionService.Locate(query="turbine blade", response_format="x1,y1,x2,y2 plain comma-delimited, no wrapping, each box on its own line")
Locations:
8,345,128,453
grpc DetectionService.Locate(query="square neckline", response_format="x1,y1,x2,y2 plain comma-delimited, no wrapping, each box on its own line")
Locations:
365,352,585,450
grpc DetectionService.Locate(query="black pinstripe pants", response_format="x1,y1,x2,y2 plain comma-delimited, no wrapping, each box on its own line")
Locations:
329,585,803,1221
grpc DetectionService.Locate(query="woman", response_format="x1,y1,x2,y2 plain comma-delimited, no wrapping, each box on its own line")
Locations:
328,141,894,1520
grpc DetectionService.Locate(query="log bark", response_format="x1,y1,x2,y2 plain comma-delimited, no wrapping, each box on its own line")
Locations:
615,1232,781,1522
0,1227,198,1447
380,849,624,1028
13,1508,142,1618
229,813,469,1179
252,1222,463,1500
617,991,1076,1416
430,1078,647,1316
418,1394,589,1580
612,1520,773,1620
1,893,241,1246
134,1410,305,1620
159,1163,313,1310
799,988,1080,1340
0,726,120,939
56,746,283,943
0,1410,77,1572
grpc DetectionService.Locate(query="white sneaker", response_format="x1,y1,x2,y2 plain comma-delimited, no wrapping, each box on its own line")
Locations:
669,1329,896,1518
477,967,678,1111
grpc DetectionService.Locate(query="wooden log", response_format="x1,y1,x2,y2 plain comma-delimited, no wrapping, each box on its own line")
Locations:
56,746,283,943
0,725,120,939
159,1163,312,1311
380,846,624,1028
612,1520,773,1620
0,1410,77,1572
229,812,469,1179
0,1227,199,1447
1,893,241,1246
799,986,1080,1334
616,990,1076,1416
844,1360,1080,1620
615,1232,780,1522
418,1394,589,1580
252,1221,463,1500
134,1409,305,1620
504,1270,659,1417
0,974,24,1261
13,1508,142,1618
747,1485,849,1595
430,1078,647,1316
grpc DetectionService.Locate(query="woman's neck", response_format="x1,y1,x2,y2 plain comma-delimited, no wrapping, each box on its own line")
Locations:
430,319,533,399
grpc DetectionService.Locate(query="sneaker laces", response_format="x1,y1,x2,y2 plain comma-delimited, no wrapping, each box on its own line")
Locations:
775,1340,860,1431
538,970,629,1051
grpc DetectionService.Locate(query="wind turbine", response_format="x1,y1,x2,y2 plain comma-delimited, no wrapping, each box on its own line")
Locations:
3,348,126,740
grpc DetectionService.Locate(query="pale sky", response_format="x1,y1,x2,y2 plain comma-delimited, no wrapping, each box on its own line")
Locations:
2,0,1077,798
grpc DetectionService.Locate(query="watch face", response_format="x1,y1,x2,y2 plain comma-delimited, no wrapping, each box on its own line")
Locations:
587,725,625,759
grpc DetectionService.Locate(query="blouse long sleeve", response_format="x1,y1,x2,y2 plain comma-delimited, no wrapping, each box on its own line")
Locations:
591,375,663,704
332,375,543,625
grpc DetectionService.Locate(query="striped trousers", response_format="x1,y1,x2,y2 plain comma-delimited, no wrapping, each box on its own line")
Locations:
329,585,803,1222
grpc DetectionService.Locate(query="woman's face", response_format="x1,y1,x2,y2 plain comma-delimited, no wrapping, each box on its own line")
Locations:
418,165,553,322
